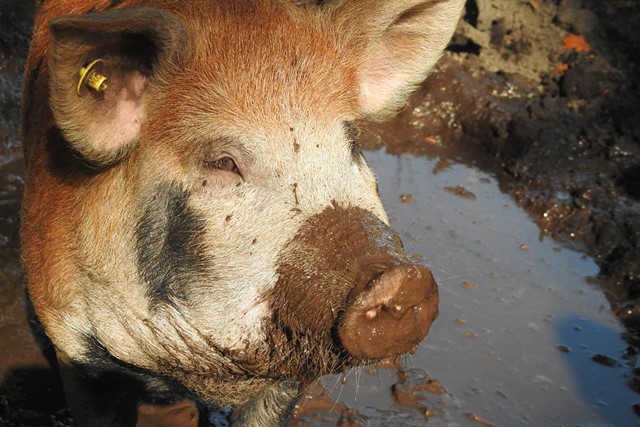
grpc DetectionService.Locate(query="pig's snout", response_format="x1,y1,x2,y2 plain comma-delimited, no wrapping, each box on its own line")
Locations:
338,263,438,360
269,205,439,380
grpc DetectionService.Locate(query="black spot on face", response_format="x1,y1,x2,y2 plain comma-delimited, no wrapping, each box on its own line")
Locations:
136,186,206,306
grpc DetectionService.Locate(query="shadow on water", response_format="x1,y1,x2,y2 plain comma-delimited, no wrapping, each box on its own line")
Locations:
554,316,639,426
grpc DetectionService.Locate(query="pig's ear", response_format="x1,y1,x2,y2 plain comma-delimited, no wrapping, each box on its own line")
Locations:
48,8,186,166
338,0,465,120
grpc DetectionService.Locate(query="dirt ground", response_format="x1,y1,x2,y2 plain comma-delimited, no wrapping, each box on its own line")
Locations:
1,0,639,425
441,0,640,336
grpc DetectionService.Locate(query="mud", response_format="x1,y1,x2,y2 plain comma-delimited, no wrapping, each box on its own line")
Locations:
1,0,640,426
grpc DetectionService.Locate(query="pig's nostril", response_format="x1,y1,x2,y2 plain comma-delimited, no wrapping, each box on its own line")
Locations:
338,264,439,360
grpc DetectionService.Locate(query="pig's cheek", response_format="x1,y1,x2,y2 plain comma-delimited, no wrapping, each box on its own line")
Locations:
176,194,295,352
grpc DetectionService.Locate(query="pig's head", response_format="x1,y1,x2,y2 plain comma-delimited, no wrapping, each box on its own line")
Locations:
24,0,464,407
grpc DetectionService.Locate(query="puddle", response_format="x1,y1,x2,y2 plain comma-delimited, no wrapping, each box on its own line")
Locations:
293,147,639,426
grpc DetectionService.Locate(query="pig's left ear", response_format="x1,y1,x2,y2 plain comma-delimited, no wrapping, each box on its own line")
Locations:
48,8,186,166
337,0,465,120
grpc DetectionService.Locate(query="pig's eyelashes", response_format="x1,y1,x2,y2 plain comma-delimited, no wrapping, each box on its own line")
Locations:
209,157,238,172
205,156,243,178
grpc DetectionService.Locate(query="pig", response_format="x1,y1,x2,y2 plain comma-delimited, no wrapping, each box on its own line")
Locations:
20,0,465,425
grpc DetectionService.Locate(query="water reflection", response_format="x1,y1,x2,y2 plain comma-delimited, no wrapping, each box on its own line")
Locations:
295,149,639,426
555,316,638,426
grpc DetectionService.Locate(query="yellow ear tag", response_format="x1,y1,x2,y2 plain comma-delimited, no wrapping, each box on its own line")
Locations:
77,59,108,95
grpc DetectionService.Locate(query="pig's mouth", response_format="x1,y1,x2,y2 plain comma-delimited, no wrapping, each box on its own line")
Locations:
263,205,439,382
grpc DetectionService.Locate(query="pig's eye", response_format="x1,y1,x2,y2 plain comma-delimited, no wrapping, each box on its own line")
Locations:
205,156,241,175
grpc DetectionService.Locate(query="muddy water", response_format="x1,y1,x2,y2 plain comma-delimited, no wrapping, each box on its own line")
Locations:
292,146,639,426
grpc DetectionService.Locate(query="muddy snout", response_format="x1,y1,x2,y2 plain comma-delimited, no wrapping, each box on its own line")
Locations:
272,205,439,374
338,264,438,360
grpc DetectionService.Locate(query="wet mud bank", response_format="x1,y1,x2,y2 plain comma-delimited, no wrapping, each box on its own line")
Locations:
1,0,640,425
